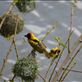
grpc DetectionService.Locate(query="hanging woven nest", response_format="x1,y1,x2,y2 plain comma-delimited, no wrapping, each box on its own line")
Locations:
15,0,36,13
0,12,24,39
12,55,38,82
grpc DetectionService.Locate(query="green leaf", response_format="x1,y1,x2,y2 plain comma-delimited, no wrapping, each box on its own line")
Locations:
54,36,61,42
53,36,67,48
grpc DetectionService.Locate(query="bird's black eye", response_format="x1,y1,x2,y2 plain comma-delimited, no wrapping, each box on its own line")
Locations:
27,33,31,39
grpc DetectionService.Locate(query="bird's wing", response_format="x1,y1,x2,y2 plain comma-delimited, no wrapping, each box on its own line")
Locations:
32,39,46,49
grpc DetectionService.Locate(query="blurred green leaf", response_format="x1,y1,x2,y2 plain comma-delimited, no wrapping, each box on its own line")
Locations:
53,36,67,48
54,36,61,42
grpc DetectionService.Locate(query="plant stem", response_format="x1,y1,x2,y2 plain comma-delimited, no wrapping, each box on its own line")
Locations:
13,38,19,60
41,22,57,41
62,67,82,73
60,62,76,82
68,1,76,54
59,44,82,82
13,16,19,60
0,1,15,30
48,54,60,82
44,30,73,82
44,59,54,80
0,16,6,30
38,73,46,82
51,35,81,82
0,41,13,78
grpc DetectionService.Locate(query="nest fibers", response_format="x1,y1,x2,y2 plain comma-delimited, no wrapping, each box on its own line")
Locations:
12,55,38,82
15,0,36,13
0,12,24,39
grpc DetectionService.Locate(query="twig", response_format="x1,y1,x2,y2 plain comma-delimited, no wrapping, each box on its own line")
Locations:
13,15,19,60
38,73,46,82
0,2,14,29
68,1,76,54
59,43,82,82
45,31,73,82
0,1,17,77
60,62,76,82
44,59,54,80
48,53,61,82
62,67,82,73
41,22,57,41
0,16,6,30
45,40,60,80
0,41,13,77
52,35,82,82
44,31,73,82
42,23,59,81
13,38,19,60
0,1,15,30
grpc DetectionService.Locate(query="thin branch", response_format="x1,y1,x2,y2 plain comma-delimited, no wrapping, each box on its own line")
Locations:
38,73,46,82
59,44,82,82
0,41,13,77
0,2,14,30
0,1,15,30
0,1,16,77
62,67,82,73
44,59,54,80
44,30,73,82
68,0,76,54
41,22,57,41
52,35,81,82
13,16,19,60
60,62,76,82
0,16,6,30
48,53,61,82
13,38,19,60
46,31,73,82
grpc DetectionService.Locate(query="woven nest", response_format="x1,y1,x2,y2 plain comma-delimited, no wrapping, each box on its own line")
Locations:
0,12,24,38
12,56,38,82
15,0,35,12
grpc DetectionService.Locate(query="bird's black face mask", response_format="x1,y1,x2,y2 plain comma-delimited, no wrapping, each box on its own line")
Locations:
24,33,31,39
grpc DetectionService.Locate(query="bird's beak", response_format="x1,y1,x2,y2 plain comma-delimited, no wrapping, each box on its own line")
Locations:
24,35,27,37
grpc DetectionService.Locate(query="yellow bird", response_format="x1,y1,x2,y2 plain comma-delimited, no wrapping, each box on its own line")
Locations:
48,47,61,58
24,32,47,54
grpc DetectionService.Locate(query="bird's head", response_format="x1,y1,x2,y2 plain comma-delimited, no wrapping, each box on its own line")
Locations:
50,47,60,54
24,32,35,39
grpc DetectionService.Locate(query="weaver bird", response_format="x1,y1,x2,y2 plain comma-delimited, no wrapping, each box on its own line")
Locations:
24,33,48,54
48,47,60,58
24,33,61,59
